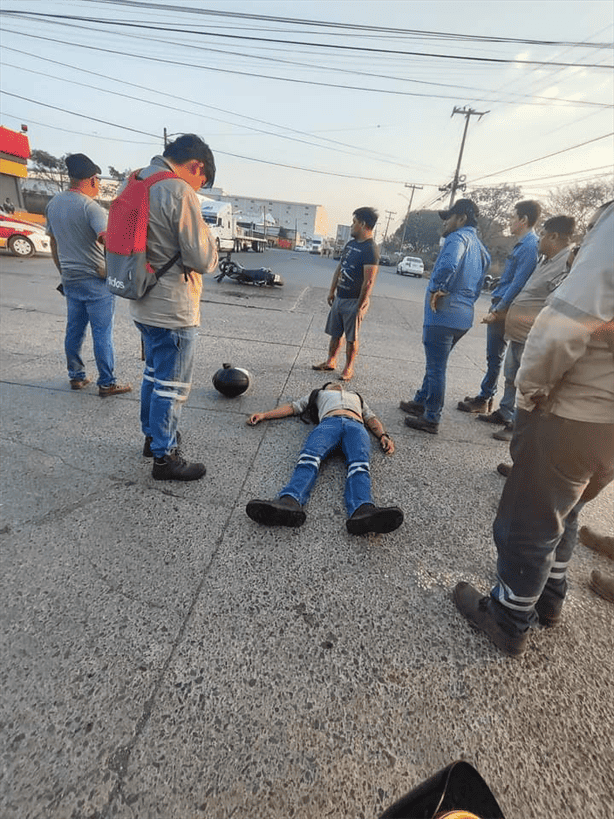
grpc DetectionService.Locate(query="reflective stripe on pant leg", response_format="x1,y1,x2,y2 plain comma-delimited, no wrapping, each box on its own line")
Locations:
153,378,192,402
279,417,342,507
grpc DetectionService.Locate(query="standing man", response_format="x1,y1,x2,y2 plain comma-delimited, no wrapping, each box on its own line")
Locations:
46,153,131,396
477,215,576,441
453,202,614,657
400,199,490,435
312,207,379,382
130,134,218,481
458,200,541,414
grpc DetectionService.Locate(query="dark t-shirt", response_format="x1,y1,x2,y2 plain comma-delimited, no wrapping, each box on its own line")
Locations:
335,238,379,299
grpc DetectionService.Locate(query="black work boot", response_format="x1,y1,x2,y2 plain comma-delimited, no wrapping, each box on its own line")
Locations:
346,503,404,535
453,582,529,656
399,399,425,416
152,452,206,481
143,431,182,458
404,416,439,434
246,495,306,527
535,585,565,628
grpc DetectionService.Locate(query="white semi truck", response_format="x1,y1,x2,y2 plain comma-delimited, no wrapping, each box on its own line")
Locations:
198,197,267,253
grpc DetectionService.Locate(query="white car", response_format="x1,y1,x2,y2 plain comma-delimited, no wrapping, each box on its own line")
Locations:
293,244,308,252
396,255,424,277
0,214,51,257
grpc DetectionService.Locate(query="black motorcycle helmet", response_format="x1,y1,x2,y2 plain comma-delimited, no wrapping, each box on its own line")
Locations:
212,363,251,398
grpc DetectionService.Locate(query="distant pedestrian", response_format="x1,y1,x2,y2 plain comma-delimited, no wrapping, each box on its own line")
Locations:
46,153,131,396
129,134,218,481
476,214,576,442
453,201,614,657
312,207,379,382
458,200,541,414
400,199,490,435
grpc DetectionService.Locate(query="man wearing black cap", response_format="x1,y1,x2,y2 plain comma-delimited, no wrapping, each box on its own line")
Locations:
46,153,131,396
400,199,490,434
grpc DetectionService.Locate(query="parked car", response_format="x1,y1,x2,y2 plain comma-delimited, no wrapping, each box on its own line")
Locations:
293,244,308,252
0,214,51,257
396,256,424,277
379,255,391,266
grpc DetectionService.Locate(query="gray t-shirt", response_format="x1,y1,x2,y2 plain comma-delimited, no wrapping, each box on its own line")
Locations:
46,191,107,281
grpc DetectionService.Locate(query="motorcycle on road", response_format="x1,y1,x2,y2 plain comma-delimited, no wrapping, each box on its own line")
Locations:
215,253,284,287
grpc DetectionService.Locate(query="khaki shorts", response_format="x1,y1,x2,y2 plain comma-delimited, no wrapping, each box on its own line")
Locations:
325,297,361,343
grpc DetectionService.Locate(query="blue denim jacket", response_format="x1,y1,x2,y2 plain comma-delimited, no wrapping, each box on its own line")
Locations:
491,230,539,311
424,226,491,330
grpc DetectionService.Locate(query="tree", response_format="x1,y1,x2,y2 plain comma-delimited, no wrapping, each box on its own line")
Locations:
467,184,522,246
545,181,614,237
29,149,69,191
387,209,442,255
108,165,130,182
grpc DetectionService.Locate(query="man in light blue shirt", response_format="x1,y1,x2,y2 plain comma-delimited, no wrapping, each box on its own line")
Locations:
457,200,541,414
400,199,490,434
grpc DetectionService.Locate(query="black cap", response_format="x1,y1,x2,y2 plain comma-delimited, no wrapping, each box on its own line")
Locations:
438,198,479,224
65,153,101,179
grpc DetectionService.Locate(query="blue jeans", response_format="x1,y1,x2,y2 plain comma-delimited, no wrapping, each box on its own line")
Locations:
490,409,614,635
414,325,467,423
479,316,507,399
280,416,373,517
498,340,524,423
134,322,197,458
63,277,116,386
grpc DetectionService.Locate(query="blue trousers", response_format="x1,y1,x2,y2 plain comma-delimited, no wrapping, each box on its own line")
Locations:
280,416,373,517
134,322,197,458
64,277,116,386
414,325,467,423
479,316,507,400
498,340,524,423
491,408,614,634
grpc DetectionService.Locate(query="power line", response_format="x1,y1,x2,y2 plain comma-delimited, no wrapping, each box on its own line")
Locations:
2,10,611,70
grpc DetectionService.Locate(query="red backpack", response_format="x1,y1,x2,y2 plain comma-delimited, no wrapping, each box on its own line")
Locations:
106,170,182,299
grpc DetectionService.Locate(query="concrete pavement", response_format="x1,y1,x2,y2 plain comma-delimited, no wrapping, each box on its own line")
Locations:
1,255,613,818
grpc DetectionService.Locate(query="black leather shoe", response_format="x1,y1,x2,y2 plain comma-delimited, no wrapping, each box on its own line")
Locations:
404,416,439,434
476,409,507,425
497,462,512,477
346,503,403,535
453,582,529,656
457,396,493,413
152,452,206,481
246,495,306,527
399,399,424,416
143,431,182,458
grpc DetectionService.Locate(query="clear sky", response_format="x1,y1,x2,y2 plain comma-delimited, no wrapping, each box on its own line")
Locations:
1,0,612,237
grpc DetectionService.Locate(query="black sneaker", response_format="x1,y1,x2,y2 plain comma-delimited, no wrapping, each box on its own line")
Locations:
453,582,528,656
346,503,404,535
152,452,206,481
399,399,425,416
246,495,306,527
143,431,182,458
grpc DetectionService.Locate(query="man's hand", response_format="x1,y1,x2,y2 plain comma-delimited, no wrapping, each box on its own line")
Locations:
247,413,265,426
358,298,370,318
327,292,335,307
380,434,395,455
429,290,447,312
482,309,506,325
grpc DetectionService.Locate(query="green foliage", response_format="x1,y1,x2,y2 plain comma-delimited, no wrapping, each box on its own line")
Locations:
29,149,69,191
545,181,614,237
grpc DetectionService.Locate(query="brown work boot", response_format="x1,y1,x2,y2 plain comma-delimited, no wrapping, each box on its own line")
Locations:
589,570,614,603
99,382,132,398
579,526,614,560
399,399,425,416
457,396,493,413
70,377,91,390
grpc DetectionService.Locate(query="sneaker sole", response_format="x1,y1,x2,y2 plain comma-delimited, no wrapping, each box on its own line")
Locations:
346,507,404,535
246,500,306,527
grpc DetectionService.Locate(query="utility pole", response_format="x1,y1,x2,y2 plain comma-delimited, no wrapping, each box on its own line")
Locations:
383,210,396,245
399,183,423,254
441,106,489,207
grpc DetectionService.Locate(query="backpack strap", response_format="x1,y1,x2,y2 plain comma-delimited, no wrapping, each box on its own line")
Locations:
135,168,184,281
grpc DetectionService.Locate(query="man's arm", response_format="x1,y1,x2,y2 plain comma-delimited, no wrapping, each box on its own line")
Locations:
49,235,62,275
494,238,539,313
176,187,218,274
247,403,295,426
327,263,342,306
364,414,395,454
357,264,378,315
428,232,465,312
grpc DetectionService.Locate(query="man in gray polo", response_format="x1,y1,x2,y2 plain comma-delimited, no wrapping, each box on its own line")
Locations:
46,153,131,396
